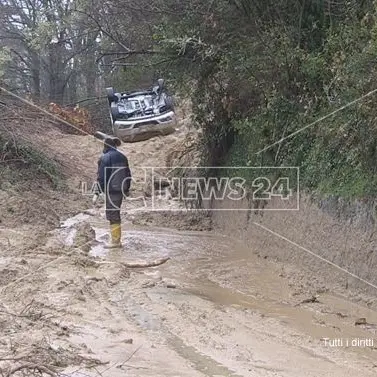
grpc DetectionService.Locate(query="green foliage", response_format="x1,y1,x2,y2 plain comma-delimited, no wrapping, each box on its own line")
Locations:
20,146,63,189
154,0,377,199
0,136,64,189
0,47,11,78
2,0,377,199
30,21,56,51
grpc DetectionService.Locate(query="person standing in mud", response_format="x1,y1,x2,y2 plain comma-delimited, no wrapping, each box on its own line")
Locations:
96,137,131,248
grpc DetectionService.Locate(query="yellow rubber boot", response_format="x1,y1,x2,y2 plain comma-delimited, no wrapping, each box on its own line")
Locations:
105,223,122,249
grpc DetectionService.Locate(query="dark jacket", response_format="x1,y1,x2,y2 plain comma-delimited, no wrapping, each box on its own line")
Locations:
97,148,131,193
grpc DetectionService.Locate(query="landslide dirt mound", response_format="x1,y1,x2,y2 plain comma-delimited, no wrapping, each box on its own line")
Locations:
0,89,93,177
0,86,203,230
0,136,91,228
0,88,98,228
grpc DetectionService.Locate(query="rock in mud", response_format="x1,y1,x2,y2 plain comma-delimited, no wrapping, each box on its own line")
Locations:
85,275,104,284
141,280,156,288
73,222,96,253
144,270,162,281
0,267,20,286
355,317,367,326
299,295,320,304
165,280,177,289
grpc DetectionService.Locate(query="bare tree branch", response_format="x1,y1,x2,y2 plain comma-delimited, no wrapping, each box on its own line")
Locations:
73,9,131,52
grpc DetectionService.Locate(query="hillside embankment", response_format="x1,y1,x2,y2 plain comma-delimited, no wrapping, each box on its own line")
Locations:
212,195,377,304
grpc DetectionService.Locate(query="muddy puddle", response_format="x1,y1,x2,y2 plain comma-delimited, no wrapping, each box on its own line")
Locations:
58,212,377,368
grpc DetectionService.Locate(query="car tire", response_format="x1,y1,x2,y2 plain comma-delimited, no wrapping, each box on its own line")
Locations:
165,95,174,111
106,87,115,104
110,103,119,120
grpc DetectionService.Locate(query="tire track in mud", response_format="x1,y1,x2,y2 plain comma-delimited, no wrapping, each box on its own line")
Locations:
118,294,245,377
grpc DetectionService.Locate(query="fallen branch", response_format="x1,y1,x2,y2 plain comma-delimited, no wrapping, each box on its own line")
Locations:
295,295,320,306
97,345,143,375
116,345,143,369
0,310,34,318
0,356,25,362
19,300,35,315
98,50,159,57
0,159,26,164
6,363,56,377
98,257,170,268
65,95,106,107
96,50,161,63
121,257,170,268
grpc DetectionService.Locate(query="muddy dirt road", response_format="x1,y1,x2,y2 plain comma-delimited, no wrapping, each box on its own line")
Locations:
61,211,377,377
2,210,377,377
1,122,377,376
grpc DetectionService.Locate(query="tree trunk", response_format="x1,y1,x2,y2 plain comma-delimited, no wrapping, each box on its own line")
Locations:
85,51,97,97
68,57,78,104
48,32,66,104
30,51,41,101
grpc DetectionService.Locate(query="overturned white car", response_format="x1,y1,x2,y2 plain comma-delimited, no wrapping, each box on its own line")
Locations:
106,79,177,142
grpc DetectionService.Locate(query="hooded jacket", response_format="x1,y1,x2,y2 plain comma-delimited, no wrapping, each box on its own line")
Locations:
97,147,131,194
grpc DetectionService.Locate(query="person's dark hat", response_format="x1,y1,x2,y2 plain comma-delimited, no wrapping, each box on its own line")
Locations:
104,137,115,147
104,137,121,148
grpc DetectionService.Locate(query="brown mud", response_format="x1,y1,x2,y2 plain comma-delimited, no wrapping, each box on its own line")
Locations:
1,111,377,376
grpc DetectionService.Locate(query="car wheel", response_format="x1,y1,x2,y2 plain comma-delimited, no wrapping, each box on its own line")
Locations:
110,103,119,120
165,96,174,110
106,87,115,104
